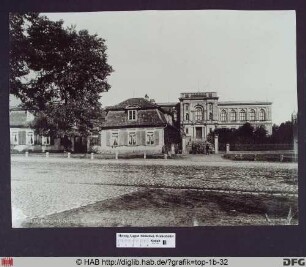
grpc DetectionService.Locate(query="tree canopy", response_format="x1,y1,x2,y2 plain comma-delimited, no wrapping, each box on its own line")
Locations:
9,13,113,137
208,122,294,145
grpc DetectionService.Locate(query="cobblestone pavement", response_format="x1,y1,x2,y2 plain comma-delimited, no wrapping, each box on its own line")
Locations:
11,156,298,227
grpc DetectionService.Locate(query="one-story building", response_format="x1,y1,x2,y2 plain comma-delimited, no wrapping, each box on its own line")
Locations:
99,97,180,154
9,107,62,152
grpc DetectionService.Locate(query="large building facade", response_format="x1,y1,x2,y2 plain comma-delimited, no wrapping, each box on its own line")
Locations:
10,92,272,154
179,92,272,144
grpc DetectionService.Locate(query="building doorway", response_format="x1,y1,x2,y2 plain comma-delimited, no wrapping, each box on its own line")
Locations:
195,127,202,139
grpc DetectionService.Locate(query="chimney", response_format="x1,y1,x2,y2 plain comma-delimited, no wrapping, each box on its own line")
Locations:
144,94,149,101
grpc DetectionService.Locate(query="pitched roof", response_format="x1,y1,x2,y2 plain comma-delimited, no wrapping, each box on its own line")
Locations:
106,98,158,110
103,109,167,128
10,110,31,128
157,102,179,114
157,102,179,106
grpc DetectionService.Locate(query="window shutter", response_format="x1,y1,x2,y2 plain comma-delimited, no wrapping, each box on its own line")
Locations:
98,133,101,144
119,131,128,146
18,131,26,145
37,135,42,145
136,131,141,145
122,131,128,145
154,130,159,145
140,130,146,145
106,131,110,146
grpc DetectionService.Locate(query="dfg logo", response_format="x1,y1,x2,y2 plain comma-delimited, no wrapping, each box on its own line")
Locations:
283,258,305,266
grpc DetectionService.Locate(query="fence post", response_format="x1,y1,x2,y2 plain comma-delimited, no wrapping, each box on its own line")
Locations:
214,134,219,154
25,151,29,157
67,152,71,158
46,152,49,158
115,151,118,160
171,144,175,155
226,143,230,153
254,154,257,161
91,153,94,160
164,154,168,160
280,154,284,162
144,152,146,159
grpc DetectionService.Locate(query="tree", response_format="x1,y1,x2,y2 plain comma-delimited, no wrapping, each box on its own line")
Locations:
9,13,39,97
209,128,235,145
270,121,293,144
236,123,255,144
9,13,113,138
254,125,268,144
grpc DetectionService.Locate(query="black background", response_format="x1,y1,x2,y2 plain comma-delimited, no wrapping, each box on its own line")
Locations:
0,0,305,257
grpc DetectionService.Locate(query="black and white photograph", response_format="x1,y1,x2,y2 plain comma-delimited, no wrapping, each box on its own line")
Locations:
9,10,298,228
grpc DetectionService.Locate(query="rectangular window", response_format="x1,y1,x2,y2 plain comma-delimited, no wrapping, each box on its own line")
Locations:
128,110,137,121
111,132,119,147
185,113,189,121
146,131,154,145
186,128,189,134
27,132,34,145
128,132,137,146
11,132,18,145
42,136,51,145
209,112,213,120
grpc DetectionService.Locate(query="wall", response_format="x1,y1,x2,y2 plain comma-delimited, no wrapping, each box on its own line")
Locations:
100,127,165,154
10,127,63,151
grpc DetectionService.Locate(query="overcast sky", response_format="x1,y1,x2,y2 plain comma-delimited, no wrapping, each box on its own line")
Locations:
45,10,297,124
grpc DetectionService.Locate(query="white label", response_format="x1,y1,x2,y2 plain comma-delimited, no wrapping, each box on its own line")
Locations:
116,233,176,248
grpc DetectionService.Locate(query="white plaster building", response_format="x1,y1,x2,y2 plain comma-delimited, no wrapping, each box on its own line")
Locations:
179,92,272,142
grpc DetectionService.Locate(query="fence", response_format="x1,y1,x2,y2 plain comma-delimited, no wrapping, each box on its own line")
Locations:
221,143,293,152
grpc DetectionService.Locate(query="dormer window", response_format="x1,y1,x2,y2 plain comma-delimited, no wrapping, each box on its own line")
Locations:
128,110,137,121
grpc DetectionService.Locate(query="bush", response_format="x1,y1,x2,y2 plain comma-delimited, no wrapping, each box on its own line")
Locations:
230,143,293,151
190,141,214,154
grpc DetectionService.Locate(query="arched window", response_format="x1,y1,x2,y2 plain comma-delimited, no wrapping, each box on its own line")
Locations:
230,110,237,121
220,110,227,122
239,109,246,121
249,109,256,121
259,109,266,121
195,106,203,121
